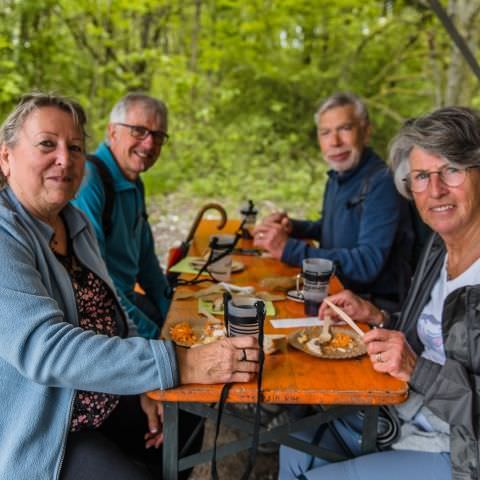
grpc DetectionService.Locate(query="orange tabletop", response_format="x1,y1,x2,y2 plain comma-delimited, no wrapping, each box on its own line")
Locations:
149,219,408,406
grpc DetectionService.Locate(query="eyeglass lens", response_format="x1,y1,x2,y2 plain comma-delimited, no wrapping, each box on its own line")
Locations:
130,126,168,145
407,166,466,192
117,123,168,145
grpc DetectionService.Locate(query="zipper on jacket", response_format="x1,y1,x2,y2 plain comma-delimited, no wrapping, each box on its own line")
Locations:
55,390,75,480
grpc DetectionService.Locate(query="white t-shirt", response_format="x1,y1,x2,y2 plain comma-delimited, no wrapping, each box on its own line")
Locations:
417,255,480,365
395,255,480,446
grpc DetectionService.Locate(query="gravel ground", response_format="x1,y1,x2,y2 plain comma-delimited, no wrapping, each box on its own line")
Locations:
188,416,279,480
146,193,299,480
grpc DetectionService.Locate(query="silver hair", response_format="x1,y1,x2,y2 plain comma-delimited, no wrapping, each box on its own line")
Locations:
389,107,480,199
314,92,370,126
109,93,168,131
0,92,87,147
0,92,87,188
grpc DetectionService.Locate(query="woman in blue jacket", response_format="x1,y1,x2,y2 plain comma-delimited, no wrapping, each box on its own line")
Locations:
0,93,259,480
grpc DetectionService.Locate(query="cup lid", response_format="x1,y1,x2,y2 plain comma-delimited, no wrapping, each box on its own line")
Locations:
209,234,236,249
240,200,258,215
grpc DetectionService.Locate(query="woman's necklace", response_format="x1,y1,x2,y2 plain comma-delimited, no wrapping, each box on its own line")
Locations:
49,216,67,255
50,232,60,253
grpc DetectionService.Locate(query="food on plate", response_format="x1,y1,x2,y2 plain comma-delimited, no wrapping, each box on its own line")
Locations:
325,332,354,352
306,337,323,355
297,330,309,345
169,321,226,347
263,334,287,355
289,326,365,359
201,322,226,344
169,322,198,346
309,331,355,354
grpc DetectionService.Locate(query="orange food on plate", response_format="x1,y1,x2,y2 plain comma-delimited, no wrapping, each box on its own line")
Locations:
169,322,197,346
326,333,354,350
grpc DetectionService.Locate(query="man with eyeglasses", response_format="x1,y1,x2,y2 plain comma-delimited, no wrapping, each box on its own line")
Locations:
73,93,170,339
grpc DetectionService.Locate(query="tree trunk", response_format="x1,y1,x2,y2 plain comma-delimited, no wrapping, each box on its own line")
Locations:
444,0,480,105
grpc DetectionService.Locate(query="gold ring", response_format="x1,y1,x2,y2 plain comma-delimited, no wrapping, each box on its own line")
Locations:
376,352,383,363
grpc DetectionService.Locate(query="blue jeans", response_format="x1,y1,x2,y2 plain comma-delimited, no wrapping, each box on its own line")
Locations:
279,414,451,480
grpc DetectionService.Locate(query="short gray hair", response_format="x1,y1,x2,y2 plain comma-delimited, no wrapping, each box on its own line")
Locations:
0,92,87,147
109,93,168,131
314,92,369,126
0,92,87,188
389,106,480,199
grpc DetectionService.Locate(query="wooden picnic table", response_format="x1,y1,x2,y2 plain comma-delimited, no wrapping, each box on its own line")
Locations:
149,219,408,478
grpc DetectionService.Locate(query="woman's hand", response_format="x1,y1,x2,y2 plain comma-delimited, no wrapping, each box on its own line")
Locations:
363,328,417,382
177,335,260,385
140,393,164,449
318,290,381,325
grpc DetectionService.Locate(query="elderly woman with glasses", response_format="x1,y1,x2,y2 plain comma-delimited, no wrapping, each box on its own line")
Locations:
0,93,259,480
279,107,480,480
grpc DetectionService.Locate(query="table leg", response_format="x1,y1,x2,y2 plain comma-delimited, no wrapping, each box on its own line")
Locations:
360,406,379,454
163,402,179,480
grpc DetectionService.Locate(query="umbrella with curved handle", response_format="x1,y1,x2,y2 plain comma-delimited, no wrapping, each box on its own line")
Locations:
185,202,227,244
167,202,228,271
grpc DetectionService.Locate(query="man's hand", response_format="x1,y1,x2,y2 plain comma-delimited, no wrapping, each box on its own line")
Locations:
256,212,293,234
253,222,289,259
140,393,164,449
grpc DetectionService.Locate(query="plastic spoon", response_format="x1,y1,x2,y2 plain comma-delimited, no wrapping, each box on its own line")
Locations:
323,299,365,337
317,315,332,344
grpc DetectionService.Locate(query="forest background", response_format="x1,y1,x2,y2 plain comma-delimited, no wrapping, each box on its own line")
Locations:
0,0,479,219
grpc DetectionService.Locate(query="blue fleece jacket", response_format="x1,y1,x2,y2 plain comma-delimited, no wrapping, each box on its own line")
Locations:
72,142,170,339
282,148,409,299
0,187,178,480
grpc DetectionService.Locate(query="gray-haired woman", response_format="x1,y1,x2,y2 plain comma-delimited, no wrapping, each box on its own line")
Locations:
0,93,259,480
279,107,480,480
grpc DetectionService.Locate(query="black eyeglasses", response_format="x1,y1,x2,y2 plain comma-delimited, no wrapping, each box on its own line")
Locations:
403,164,480,193
115,123,169,146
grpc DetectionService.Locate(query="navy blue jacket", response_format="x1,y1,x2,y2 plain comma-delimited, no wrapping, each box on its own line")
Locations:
282,148,412,302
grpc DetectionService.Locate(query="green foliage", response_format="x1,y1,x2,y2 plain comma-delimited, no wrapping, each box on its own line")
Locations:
0,0,479,212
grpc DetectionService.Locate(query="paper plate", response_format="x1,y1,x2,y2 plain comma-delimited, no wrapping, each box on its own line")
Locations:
288,326,366,359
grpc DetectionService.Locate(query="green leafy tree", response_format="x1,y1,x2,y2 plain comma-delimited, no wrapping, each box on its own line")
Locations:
0,0,478,214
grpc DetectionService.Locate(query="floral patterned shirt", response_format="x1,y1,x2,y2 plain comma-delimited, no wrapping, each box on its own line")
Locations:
55,248,120,432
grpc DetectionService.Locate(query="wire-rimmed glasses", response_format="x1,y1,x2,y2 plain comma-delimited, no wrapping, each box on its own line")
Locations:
403,164,479,193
